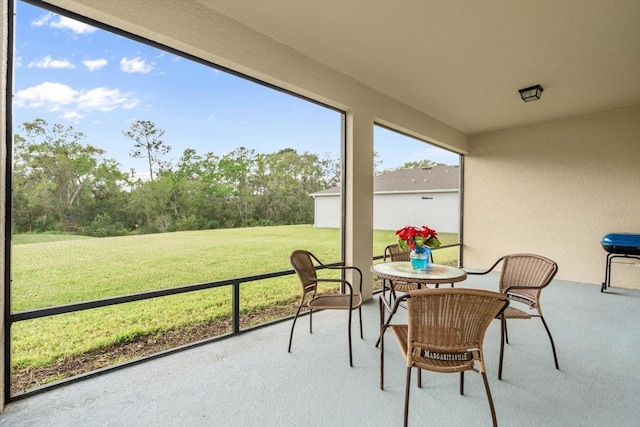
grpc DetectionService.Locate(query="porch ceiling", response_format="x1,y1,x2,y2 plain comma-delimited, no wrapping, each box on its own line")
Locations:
200,0,640,135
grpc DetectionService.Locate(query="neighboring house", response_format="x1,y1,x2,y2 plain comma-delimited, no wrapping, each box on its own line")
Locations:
311,165,460,232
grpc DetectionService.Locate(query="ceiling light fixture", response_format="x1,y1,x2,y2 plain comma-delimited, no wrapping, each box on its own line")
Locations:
519,84,543,102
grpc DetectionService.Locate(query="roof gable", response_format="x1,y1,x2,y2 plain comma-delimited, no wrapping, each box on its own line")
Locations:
313,165,459,195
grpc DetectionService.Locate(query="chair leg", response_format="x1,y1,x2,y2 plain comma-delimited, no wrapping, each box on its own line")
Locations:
359,306,364,340
404,367,412,427
390,282,397,304
417,369,422,388
347,306,354,367
460,371,464,395
382,279,388,303
380,327,385,388
379,297,386,389
481,371,498,427
540,316,560,370
380,343,384,387
504,318,509,344
376,301,382,349
498,315,506,380
288,303,304,353
376,294,390,348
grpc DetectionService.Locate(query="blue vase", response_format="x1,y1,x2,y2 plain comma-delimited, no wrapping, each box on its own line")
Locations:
410,247,431,271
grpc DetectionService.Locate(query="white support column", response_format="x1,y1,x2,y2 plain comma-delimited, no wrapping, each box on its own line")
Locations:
344,111,374,300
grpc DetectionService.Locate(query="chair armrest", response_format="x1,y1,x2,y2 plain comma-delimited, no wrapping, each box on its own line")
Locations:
463,257,505,275
301,255,363,294
298,267,355,294
496,299,510,317
465,270,488,276
325,265,363,293
379,293,409,329
312,277,355,293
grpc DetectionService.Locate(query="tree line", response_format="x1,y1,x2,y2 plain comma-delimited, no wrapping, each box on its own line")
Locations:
12,119,341,236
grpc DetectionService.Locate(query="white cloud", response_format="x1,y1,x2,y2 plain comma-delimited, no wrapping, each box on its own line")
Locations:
32,12,97,35
61,111,84,122
14,81,140,121
76,87,136,112
122,100,140,110
31,13,51,28
83,58,108,71
14,82,77,110
28,55,75,69
52,16,97,34
120,57,153,73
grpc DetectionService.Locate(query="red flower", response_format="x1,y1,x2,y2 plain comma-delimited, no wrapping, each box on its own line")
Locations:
395,225,441,250
395,226,417,241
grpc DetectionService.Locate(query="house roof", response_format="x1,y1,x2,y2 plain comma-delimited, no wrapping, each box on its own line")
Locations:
312,165,459,196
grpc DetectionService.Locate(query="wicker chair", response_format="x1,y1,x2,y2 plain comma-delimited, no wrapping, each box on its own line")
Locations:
379,288,509,427
381,244,413,302
466,253,559,379
288,250,363,366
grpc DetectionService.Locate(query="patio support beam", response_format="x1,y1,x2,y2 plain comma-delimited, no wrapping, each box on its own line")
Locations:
344,111,374,301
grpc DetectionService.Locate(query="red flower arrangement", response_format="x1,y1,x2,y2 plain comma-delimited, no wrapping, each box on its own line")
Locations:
396,225,442,252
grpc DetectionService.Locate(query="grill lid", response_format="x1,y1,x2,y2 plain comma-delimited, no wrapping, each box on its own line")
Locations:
601,232,640,255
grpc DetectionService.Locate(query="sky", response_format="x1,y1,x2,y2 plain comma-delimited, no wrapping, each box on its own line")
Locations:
12,1,459,176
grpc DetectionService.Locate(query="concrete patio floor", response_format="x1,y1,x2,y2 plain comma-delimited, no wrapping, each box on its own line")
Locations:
1,272,639,426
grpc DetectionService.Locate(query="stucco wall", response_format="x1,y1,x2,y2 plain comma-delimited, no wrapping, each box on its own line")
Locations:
313,195,341,228
374,191,459,233
464,104,640,289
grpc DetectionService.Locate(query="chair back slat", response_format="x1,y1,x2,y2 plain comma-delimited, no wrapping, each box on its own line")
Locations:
290,249,318,290
499,254,558,304
407,288,508,356
384,244,410,262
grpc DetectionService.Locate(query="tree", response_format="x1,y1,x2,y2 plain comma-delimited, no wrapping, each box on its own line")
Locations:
252,148,328,225
218,147,257,227
318,153,341,189
13,118,128,232
84,158,133,234
173,149,226,228
123,120,171,181
382,159,445,173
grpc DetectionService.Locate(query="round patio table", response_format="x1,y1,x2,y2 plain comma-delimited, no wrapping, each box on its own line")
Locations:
372,261,468,347
371,261,467,287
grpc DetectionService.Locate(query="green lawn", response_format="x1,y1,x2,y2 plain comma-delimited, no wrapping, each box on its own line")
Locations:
12,232,95,245
10,225,459,369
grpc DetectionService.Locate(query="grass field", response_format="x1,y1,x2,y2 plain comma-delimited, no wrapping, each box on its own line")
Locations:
10,225,459,370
